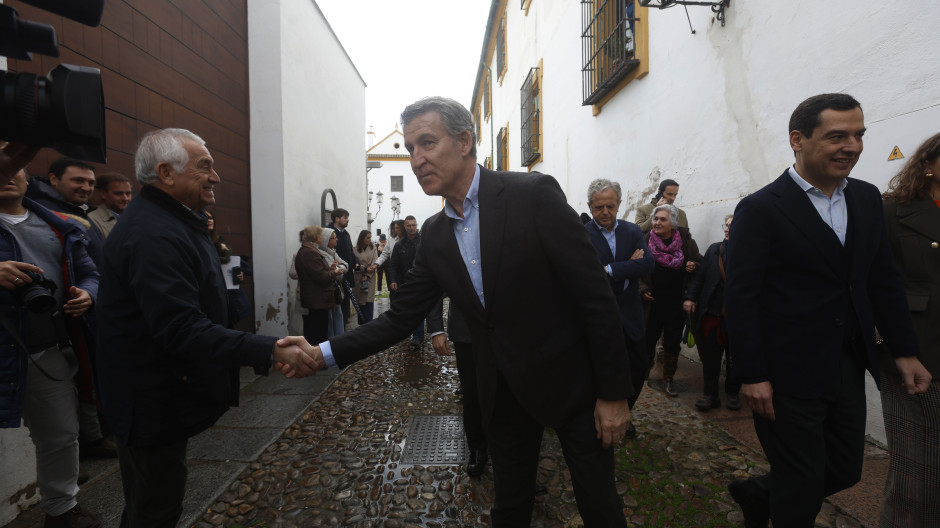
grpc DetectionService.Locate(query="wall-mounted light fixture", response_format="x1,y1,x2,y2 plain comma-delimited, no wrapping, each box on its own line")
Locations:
390,196,401,219
639,0,730,27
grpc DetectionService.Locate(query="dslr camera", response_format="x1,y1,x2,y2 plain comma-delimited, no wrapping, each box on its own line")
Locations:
1,0,107,162
13,269,58,314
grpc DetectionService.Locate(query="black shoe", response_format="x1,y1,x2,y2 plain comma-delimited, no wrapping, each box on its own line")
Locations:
728,480,770,528
79,437,117,459
44,505,101,528
726,393,742,410
695,394,721,411
625,422,637,439
466,448,488,478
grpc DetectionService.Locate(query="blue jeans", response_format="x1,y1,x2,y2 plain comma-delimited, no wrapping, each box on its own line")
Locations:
328,305,344,337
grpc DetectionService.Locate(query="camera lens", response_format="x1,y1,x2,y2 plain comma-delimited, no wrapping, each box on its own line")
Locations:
0,64,106,163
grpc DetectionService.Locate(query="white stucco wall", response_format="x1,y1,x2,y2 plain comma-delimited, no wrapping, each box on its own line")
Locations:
367,158,444,234
248,0,366,337
479,0,940,444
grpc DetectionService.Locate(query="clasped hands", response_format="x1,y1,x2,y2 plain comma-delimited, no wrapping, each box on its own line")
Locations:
272,336,326,378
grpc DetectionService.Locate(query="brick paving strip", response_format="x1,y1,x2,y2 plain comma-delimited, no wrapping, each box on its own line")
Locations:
197,340,866,528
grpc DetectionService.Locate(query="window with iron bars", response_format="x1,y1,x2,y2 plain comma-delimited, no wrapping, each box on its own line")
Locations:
496,127,508,171
520,67,541,167
497,17,507,81
581,0,639,106
483,70,491,120
474,109,481,144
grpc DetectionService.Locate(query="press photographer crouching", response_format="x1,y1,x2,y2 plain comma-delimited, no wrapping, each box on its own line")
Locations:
0,168,101,528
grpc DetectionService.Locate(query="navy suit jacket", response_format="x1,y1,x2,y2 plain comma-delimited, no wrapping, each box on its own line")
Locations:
330,167,631,428
725,170,919,397
586,219,654,341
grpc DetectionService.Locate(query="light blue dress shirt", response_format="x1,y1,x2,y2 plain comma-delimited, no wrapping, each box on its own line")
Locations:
320,165,485,368
788,166,848,246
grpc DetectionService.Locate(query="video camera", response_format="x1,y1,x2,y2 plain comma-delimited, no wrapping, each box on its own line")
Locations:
0,0,107,163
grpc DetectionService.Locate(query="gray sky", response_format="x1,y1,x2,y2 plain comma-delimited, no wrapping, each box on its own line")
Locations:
316,0,492,140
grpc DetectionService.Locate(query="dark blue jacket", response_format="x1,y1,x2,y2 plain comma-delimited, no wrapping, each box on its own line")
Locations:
726,171,919,396
0,199,99,428
95,186,276,446
586,219,654,341
684,240,727,322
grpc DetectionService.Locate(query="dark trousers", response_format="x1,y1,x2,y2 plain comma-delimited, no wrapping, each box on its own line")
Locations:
645,300,684,379
625,333,648,409
357,301,374,324
302,309,329,344
748,349,867,527
454,342,486,450
486,374,626,528
376,265,386,291
117,438,188,528
698,321,740,397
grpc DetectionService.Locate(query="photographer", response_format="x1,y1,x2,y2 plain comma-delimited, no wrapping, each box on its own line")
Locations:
0,167,101,528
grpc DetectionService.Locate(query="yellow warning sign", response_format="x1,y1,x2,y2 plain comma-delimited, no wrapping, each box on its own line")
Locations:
888,146,904,161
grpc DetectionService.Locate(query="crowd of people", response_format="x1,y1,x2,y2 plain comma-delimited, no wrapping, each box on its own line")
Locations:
1,91,937,528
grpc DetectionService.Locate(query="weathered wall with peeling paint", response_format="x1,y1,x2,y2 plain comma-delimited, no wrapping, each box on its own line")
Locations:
248,0,366,338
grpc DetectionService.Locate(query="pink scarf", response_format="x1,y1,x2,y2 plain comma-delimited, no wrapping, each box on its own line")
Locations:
648,230,685,269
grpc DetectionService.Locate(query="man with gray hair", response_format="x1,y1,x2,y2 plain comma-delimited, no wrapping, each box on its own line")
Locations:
95,128,320,528
287,97,634,527
585,178,654,435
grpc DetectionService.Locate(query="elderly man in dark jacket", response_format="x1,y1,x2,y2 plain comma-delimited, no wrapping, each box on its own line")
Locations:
0,168,101,528
95,128,320,528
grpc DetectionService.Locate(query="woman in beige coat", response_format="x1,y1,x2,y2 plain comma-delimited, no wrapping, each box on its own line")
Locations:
353,230,379,323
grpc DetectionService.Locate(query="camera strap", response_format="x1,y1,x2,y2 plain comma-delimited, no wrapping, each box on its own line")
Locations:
0,311,75,382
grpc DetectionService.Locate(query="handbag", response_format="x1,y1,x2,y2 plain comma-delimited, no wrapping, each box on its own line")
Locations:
333,281,343,304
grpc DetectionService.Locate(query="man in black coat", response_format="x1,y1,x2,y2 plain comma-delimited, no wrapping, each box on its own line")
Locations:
327,208,357,324
95,128,320,528
585,178,654,418
724,93,932,527
284,97,633,527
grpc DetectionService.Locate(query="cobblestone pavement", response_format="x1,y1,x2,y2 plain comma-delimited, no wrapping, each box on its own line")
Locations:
196,319,867,527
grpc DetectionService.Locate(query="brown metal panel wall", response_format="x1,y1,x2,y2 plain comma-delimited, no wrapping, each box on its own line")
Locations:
6,0,256,330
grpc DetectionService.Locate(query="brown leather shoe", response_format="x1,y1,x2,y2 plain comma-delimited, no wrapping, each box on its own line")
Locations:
44,506,101,528
664,379,678,397
79,437,117,459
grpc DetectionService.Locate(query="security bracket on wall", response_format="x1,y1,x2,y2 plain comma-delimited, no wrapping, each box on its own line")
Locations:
639,0,730,28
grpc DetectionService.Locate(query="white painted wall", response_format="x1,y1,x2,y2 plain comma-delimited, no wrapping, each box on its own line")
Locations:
367,159,445,234
478,0,940,444
248,0,366,337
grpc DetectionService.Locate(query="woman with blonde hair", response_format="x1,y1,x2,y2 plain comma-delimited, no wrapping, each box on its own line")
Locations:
879,132,940,527
294,225,342,344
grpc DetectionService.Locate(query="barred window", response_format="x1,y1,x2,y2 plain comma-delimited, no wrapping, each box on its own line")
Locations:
581,0,640,106
496,127,508,171
475,108,481,145
496,17,507,82
520,67,541,167
390,175,403,192
483,70,491,120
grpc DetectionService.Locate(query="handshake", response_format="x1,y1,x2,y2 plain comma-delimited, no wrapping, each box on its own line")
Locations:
272,336,326,378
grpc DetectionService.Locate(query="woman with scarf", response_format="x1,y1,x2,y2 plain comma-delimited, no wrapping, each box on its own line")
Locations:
353,230,379,324
318,227,349,337
641,204,702,397
295,225,342,344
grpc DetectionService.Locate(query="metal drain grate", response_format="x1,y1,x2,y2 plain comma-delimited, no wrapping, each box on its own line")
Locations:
400,415,468,465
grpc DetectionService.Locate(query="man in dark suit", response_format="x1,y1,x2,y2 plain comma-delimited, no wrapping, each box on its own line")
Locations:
724,93,932,527
284,96,633,527
585,178,654,425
